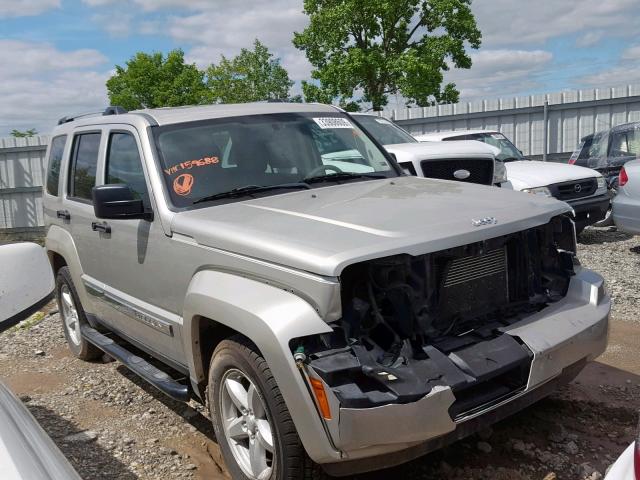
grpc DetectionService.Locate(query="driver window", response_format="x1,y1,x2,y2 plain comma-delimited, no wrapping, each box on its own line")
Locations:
105,132,149,203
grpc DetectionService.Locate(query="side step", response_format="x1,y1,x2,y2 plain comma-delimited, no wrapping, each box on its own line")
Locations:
81,326,190,402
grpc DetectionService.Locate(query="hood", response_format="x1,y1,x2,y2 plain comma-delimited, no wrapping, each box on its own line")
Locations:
506,161,600,189
385,141,497,163
171,176,570,277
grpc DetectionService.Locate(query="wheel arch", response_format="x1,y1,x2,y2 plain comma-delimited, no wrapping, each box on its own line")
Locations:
182,269,340,464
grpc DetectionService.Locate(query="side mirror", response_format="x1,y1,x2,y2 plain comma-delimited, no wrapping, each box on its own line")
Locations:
92,184,151,220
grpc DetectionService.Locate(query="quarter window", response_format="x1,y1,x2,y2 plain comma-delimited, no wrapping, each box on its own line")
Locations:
105,132,148,201
45,135,67,196
69,133,101,201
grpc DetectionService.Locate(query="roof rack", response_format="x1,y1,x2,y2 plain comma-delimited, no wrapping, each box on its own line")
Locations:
57,106,128,125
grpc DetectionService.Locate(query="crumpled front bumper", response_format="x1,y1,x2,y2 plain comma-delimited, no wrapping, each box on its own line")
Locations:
311,267,610,473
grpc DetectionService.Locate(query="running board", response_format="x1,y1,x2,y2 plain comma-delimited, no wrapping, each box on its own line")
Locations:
81,326,190,402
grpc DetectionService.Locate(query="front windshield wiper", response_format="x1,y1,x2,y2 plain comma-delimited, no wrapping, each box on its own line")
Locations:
193,183,310,205
301,172,388,184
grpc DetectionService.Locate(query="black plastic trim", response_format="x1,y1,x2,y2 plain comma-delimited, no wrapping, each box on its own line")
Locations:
80,325,190,402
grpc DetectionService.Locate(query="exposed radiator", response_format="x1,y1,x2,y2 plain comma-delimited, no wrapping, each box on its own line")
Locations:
443,248,507,288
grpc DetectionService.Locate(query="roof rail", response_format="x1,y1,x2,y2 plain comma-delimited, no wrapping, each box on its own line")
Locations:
57,106,128,125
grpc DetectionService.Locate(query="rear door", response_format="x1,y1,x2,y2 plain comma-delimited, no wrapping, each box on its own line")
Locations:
63,129,106,317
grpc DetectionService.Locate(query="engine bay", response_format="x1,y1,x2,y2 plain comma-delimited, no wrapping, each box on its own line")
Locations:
292,215,577,416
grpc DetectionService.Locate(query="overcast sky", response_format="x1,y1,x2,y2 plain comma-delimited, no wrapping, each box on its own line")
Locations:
1,0,640,135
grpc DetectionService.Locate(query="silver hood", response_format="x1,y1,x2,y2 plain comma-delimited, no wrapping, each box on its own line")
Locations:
171,176,570,277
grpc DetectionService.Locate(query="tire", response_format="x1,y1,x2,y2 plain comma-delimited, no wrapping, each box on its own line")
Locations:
55,266,102,361
208,336,324,480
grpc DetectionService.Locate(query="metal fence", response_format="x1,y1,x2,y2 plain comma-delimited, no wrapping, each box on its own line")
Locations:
0,136,49,233
3,83,640,230
384,84,640,161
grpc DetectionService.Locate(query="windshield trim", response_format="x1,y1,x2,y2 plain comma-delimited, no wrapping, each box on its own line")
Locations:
149,111,403,212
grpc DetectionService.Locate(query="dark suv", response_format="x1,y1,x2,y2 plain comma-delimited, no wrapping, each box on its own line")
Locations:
570,122,640,188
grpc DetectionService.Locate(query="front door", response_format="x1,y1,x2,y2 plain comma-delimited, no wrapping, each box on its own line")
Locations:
89,127,186,367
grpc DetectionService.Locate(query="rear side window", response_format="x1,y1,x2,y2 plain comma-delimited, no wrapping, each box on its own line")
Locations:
45,135,67,196
69,133,101,201
105,132,148,201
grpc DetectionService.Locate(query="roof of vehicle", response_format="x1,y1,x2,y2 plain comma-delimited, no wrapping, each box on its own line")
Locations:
55,103,341,130
608,121,640,133
385,140,499,160
136,102,340,126
415,129,498,141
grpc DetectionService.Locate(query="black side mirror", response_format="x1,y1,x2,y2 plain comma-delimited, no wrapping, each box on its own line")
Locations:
92,184,151,220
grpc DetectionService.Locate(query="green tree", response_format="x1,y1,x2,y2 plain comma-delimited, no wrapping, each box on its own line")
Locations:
301,82,360,111
206,40,294,103
11,128,38,138
106,49,208,110
293,0,481,111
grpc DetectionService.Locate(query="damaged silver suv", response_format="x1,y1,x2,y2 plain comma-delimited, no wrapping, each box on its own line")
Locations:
43,103,610,479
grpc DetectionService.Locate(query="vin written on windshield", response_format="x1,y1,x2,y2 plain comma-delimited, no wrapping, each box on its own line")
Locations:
152,113,397,208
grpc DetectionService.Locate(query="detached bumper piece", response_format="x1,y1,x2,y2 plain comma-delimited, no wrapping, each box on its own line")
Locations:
81,325,190,402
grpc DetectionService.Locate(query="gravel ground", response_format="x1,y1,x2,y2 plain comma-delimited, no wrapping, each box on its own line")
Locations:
577,226,640,321
0,226,639,480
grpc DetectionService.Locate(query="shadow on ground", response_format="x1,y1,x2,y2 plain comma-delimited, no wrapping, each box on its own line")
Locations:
25,402,136,479
578,227,633,245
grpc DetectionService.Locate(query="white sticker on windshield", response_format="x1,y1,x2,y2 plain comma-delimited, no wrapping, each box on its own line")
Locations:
313,117,354,129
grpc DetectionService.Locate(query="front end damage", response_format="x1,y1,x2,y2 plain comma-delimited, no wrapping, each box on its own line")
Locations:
290,215,610,467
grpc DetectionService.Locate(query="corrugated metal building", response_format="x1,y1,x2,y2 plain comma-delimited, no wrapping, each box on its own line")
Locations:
0,136,49,234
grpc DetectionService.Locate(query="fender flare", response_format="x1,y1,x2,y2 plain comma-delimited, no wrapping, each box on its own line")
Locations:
45,225,91,307
182,270,340,463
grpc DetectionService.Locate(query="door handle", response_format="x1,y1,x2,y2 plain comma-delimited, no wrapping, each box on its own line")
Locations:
56,210,71,220
91,221,111,234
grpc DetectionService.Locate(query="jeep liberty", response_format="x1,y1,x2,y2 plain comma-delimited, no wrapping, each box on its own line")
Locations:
43,103,610,479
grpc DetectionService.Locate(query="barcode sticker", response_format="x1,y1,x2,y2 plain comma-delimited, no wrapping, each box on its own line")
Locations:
313,117,354,129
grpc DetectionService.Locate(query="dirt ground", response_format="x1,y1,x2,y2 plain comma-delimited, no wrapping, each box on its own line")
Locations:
1,227,639,479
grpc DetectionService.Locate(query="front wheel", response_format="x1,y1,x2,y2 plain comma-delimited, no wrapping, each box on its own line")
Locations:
208,336,323,480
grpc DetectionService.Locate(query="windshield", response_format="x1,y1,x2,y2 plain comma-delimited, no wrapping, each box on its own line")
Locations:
452,132,524,162
153,112,396,207
569,136,593,165
354,115,417,145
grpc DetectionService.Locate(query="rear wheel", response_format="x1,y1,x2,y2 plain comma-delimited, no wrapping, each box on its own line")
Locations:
55,266,101,361
208,336,324,480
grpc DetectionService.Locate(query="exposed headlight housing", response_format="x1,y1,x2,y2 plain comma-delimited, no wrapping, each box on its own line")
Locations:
493,160,508,184
522,186,552,197
596,176,607,191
